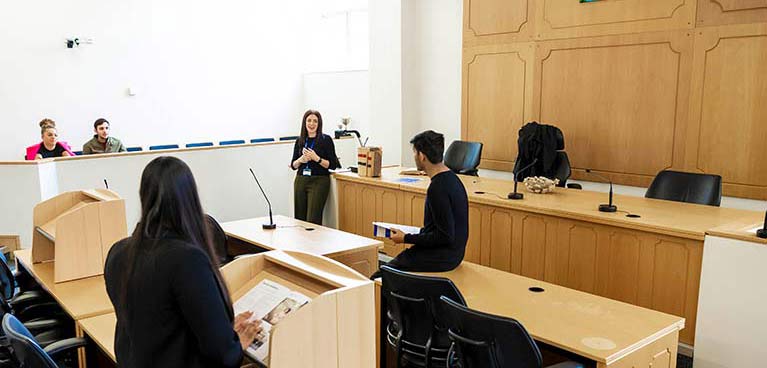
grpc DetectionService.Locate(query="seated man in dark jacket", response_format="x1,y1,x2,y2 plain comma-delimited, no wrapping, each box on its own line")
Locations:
373,130,469,278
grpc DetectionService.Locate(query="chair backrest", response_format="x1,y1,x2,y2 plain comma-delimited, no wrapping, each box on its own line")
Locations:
2,314,57,367
381,266,466,366
205,214,230,266
513,122,571,185
645,170,722,206
279,136,299,141
186,142,214,148
72,151,83,156
441,296,542,368
0,253,15,302
444,141,483,176
219,140,246,146
148,144,179,151
126,146,143,152
250,138,275,144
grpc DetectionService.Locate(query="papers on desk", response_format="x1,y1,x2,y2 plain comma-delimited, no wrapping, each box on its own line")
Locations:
234,279,310,364
395,177,422,183
373,222,421,238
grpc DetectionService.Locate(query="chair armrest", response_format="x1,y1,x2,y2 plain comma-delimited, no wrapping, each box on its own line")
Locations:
23,318,64,334
16,302,64,322
9,290,47,308
43,337,87,357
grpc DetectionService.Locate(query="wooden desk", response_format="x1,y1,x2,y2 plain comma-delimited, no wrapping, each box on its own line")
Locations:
376,262,685,368
336,167,763,345
14,249,113,320
78,313,116,362
222,215,382,277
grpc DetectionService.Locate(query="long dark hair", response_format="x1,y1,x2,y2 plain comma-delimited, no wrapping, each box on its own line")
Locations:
121,157,233,316
297,109,323,148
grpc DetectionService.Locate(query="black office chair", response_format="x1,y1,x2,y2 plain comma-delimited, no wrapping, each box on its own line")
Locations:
444,141,483,176
126,146,143,152
0,253,70,348
205,214,231,266
279,136,299,141
513,123,579,188
186,142,214,148
645,170,722,207
219,140,246,146
440,296,583,368
381,266,466,368
2,314,86,368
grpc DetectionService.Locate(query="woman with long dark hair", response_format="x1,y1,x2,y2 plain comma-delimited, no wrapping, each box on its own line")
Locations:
290,109,341,224
105,156,261,367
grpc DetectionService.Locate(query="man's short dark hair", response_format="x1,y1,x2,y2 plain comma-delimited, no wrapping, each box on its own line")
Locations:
94,118,110,129
410,130,444,164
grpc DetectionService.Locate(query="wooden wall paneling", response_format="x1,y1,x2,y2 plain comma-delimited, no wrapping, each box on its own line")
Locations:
462,43,535,172
697,0,767,27
338,181,358,234
534,31,695,186
685,24,767,200
535,0,696,40
463,0,534,46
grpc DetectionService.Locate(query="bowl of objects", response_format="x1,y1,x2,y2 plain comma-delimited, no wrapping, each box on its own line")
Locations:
523,176,559,194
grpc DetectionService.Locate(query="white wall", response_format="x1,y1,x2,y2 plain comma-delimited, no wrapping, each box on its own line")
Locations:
369,0,403,166
302,70,370,160
0,0,313,160
401,0,463,166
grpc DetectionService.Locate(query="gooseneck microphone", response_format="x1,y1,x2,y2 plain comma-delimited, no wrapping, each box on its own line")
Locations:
757,210,767,239
103,179,109,190
585,169,617,213
249,168,277,230
508,158,539,200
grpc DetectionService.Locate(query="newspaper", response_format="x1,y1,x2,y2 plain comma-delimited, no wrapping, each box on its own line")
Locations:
233,279,310,364
372,222,422,238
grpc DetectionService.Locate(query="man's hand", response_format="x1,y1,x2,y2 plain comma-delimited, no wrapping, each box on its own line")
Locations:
390,228,406,244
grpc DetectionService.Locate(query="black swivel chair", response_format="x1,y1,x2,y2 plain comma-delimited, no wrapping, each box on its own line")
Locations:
645,170,722,207
205,214,231,266
444,141,483,176
2,314,86,368
440,296,583,368
513,125,580,189
380,266,466,368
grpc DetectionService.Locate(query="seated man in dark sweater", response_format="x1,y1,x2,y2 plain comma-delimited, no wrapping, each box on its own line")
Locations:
374,130,469,277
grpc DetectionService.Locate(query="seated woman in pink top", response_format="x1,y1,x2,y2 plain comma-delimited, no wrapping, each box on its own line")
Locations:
26,119,74,160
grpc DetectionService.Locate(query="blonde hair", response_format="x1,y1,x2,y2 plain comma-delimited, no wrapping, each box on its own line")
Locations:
39,119,56,135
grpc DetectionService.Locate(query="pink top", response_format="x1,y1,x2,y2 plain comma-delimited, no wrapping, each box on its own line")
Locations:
25,141,75,161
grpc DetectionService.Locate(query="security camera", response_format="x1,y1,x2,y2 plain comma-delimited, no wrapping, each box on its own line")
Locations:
66,38,80,49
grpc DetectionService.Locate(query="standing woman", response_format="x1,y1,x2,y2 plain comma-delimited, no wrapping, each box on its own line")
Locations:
290,110,341,225
25,119,75,160
104,156,261,368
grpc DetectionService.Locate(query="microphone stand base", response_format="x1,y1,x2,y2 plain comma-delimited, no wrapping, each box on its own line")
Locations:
757,228,767,239
599,204,618,213
262,224,277,230
508,192,524,200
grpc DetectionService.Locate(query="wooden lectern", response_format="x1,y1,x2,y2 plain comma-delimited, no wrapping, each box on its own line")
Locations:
32,189,127,283
221,250,375,367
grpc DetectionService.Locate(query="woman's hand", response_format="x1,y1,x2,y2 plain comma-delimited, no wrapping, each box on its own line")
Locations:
35,154,43,160
234,311,263,351
303,148,321,162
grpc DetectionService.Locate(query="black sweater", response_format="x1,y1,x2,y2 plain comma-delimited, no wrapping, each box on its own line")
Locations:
290,134,341,176
104,237,242,368
398,170,469,271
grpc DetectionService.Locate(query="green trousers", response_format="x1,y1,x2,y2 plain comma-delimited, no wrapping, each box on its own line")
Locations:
294,175,330,225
